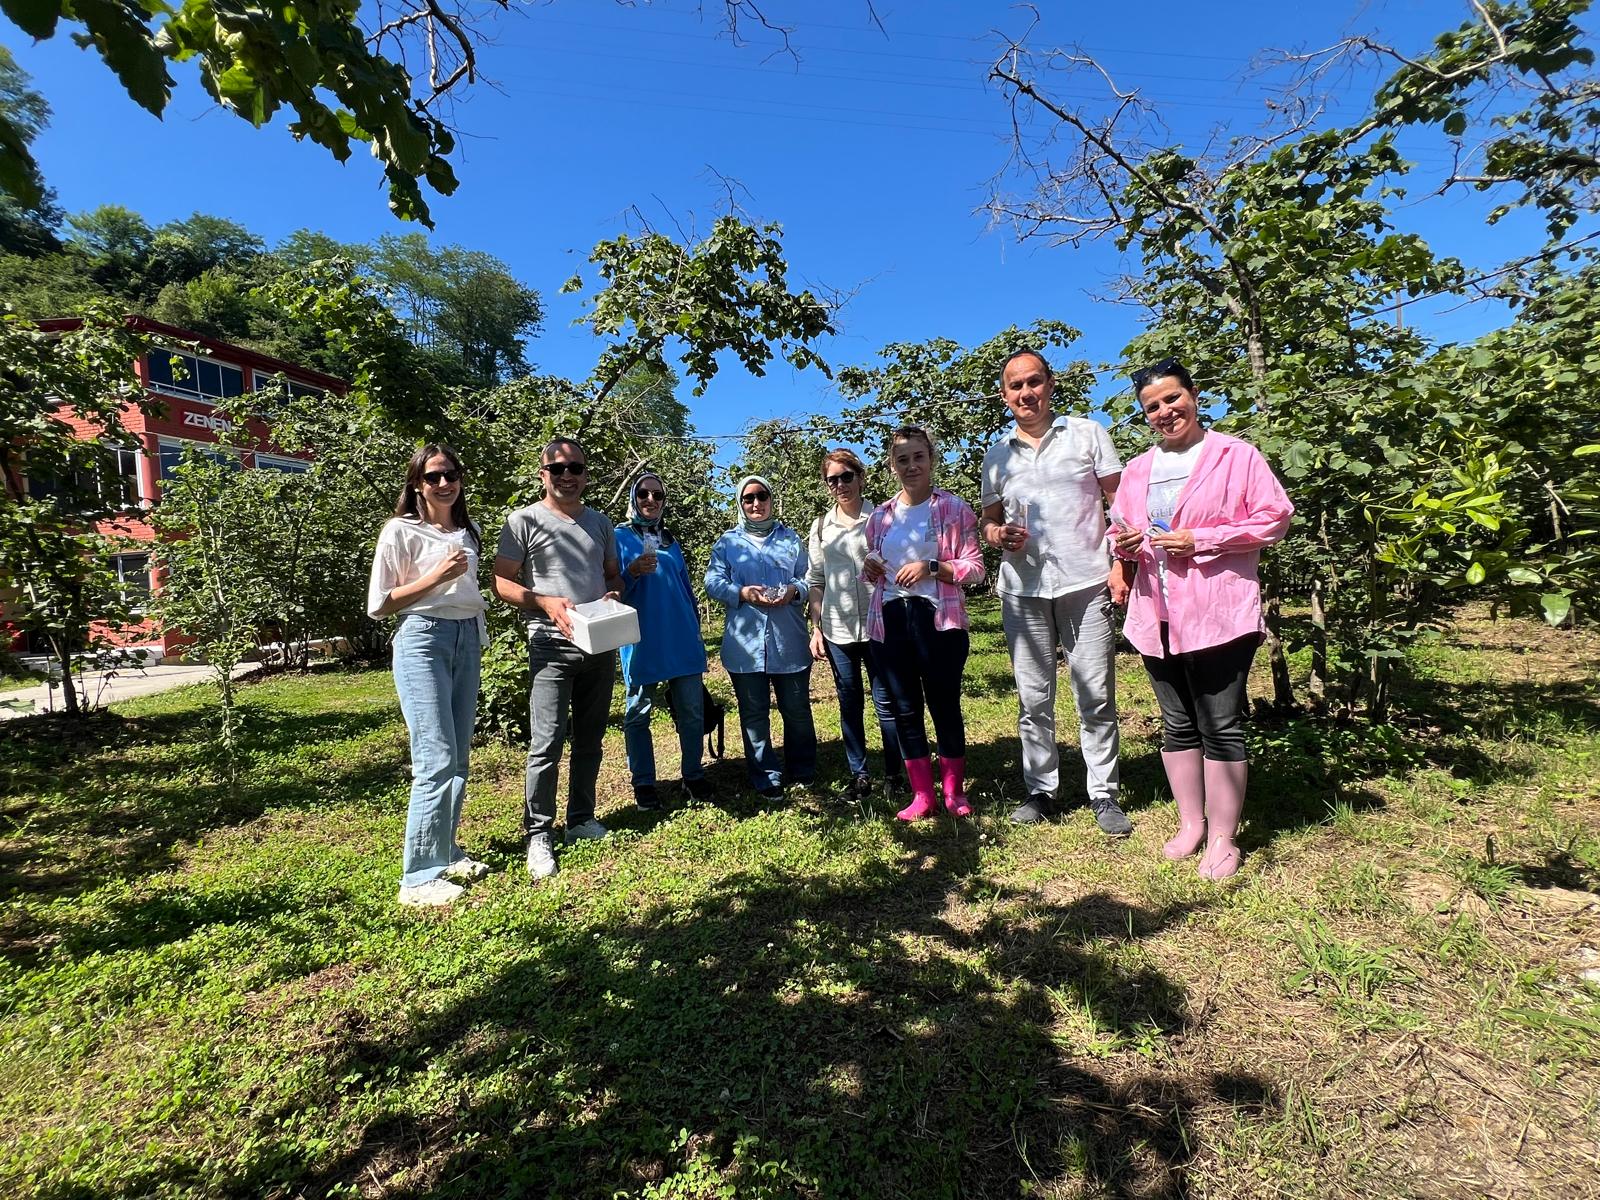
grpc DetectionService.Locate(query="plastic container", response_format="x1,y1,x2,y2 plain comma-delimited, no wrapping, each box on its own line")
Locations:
568,598,641,655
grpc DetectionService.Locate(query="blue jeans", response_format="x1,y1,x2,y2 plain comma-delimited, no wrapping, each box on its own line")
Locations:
623,674,706,787
392,614,481,886
730,669,817,792
823,637,902,781
524,630,616,837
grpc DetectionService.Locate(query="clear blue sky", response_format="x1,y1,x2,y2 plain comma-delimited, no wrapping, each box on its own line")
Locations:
8,1,1560,454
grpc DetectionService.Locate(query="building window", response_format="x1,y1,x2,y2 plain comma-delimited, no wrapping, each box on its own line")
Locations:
111,553,152,611
25,444,141,510
146,348,244,403
157,438,241,482
254,453,310,475
251,370,325,401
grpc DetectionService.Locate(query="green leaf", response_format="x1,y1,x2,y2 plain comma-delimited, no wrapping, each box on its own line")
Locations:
1505,567,1541,585
0,0,62,39
1575,444,1600,457
1443,111,1468,137
1541,593,1572,626
1465,561,1487,585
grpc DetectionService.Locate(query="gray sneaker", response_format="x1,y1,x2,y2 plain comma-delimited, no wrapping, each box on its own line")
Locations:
525,833,558,879
564,818,609,843
1010,793,1053,825
1090,795,1134,837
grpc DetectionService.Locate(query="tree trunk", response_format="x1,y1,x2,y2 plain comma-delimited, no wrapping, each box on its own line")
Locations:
1262,594,1296,712
51,634,81,718
1309,577,1327,709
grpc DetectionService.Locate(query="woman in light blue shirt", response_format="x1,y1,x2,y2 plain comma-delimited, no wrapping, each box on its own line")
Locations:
617,471,711,811
704,475,817,799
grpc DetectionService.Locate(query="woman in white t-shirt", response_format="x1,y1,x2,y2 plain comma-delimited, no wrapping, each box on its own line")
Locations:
367,444,490,907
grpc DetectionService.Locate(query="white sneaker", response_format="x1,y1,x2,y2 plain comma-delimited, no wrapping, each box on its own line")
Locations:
442,855,491,882
525,833,558,879
564,819,610,843
398,878,465,907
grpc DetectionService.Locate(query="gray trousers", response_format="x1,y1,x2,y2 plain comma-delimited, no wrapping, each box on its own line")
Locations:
524,630,616,836
1001,586,1120,802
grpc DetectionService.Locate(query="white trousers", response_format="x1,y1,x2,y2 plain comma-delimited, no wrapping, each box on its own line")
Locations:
1001,586,1121,801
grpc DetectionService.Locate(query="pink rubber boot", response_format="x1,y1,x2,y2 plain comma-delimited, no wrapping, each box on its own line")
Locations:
1198,758,1248,880
896,757,939,821
1160,749,1207,860
939,756,972,817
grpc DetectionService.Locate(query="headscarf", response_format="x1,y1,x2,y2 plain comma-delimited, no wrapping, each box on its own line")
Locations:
736,474,777,536
629,470,668,538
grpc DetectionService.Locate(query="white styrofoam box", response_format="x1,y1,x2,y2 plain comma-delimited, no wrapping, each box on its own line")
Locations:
568,598,641,655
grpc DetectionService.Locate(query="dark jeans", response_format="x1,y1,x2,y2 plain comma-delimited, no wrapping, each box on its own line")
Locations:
823,637,903,781
524,630,617,836
1141,625,1259,762
730,669,817,792
878,597,969,761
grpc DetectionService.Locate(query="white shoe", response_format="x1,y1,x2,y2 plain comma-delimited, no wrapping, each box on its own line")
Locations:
525,833,558,879
564,819,609,843
442,855,491,882
398,878,465,907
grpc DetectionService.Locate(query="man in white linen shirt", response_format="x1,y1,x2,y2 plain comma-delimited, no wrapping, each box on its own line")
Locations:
980,349,1134,834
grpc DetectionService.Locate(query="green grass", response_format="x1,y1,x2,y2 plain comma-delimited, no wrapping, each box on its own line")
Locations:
2,599,1598,1198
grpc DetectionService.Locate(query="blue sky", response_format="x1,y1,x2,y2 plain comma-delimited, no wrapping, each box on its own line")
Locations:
8,1,1562,455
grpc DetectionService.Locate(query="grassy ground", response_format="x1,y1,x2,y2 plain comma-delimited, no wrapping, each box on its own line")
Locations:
1,598,1597,1199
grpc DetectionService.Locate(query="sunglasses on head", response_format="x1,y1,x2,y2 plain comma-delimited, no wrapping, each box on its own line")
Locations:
542,461,587,477
824,470,858,487
1131,356,1183,392
636,488,664,502
741,491,771,505
422,468,462,485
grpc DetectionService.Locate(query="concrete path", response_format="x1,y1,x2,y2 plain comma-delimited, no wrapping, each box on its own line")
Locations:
0,662,262,720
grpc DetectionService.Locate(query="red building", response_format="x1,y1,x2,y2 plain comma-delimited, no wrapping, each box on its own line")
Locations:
9,317,344,659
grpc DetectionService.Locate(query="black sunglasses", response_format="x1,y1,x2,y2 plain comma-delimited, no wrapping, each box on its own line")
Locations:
636,488,664,502
422,468,462,485
542,461,587,477
825,470,858,487
1130,356,1182,392
741,491,771,505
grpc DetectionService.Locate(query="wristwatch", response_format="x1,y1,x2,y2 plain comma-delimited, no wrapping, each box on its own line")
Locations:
926,558,939,578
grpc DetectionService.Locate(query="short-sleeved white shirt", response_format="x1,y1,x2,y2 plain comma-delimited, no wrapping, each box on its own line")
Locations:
980,414,1122,597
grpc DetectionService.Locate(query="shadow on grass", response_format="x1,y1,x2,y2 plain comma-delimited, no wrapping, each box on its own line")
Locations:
1389,672,1600,787
0,702,405,919
40,832,1281,1200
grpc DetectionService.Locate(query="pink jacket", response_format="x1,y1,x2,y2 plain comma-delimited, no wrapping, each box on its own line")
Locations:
863,488,986,641
1109,432,1293,657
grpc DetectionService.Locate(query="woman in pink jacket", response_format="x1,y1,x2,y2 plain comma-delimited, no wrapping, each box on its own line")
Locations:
863,426,987,821
1111,359,1294,880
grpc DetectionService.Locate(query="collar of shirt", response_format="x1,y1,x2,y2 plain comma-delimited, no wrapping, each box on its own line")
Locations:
1006,414,1070,448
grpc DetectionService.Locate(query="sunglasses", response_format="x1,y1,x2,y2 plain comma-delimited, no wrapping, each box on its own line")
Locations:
636,488,664,502
542,461,587,477
741,491,772,505
824,470,858,488
1131,356,1183,392
422,468,462,485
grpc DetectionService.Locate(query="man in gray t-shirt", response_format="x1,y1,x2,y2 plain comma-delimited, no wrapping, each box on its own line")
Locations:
493,436,623,880
496,502,617,635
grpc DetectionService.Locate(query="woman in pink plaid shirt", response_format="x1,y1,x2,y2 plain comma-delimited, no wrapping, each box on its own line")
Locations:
863,426,987,821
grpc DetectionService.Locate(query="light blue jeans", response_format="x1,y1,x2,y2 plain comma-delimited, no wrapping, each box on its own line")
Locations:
392,614,481,886
730,669,817,792
623,674,706,788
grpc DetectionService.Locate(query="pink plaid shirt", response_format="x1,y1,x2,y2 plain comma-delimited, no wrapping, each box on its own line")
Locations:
863,488,986,642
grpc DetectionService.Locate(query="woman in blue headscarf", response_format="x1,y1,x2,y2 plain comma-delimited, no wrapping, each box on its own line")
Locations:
616,470,711,810
704,474,817,800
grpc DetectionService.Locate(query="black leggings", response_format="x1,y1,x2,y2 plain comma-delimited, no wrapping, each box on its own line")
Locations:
879,598,969,760
1141,626,1259,762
